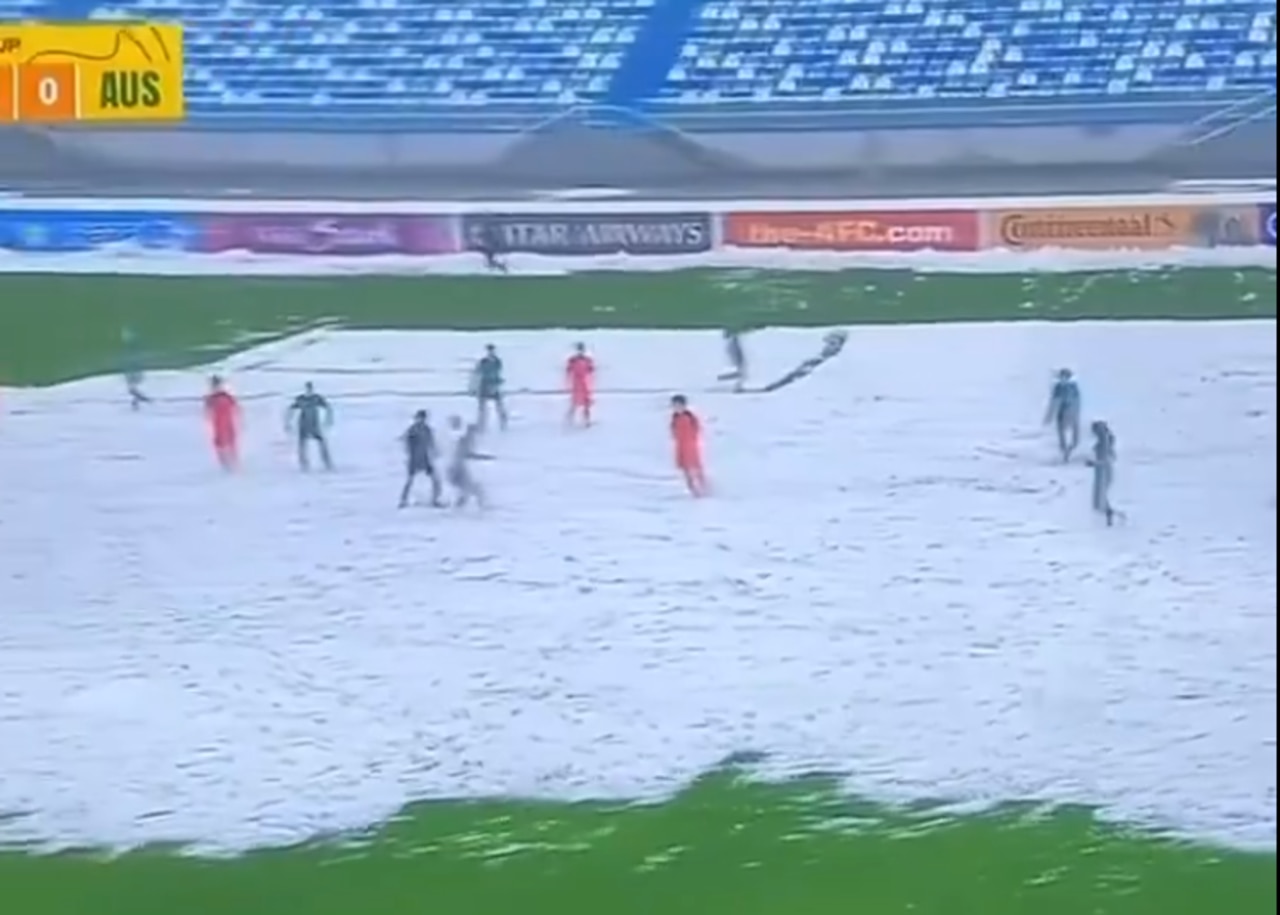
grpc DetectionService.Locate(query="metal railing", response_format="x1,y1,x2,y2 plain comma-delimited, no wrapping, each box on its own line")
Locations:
1177,88,1279,147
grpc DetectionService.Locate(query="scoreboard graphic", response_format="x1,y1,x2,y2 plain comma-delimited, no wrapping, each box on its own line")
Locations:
0,23,184,123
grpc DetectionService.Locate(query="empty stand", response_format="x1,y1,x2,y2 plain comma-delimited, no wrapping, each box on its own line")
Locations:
0,0,1274,120
664,0,1277,103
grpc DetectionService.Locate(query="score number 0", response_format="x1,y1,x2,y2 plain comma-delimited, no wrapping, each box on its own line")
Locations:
19,63,79,121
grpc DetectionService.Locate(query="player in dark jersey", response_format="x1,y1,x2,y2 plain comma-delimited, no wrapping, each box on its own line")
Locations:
473,220,509,273
399,409,445,508
471,344,508,432
285,382,334,471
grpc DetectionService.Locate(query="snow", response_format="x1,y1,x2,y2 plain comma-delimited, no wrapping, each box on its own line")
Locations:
0,243,1273,276
0,319,1274,856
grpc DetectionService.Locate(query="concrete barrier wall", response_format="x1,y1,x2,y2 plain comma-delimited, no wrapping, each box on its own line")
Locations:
0,111,1272,200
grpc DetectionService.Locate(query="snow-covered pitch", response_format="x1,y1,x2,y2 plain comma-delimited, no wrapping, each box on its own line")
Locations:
0,316,1274,856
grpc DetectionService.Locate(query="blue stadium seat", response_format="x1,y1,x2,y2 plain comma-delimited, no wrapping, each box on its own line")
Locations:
0,0,1274,121
663,0,1277,103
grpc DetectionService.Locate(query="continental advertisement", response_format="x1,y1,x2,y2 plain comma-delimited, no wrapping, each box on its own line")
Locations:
985,205,1237,250
0,23,183,122
724,210,980,252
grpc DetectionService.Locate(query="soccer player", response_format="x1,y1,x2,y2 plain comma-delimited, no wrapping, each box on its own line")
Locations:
474,220,509,273
670,394,707,497
1044,368,1082,462
1087,420,1118,526
285,381,334,472
565,342,595,427
121,325,151,411
719,328,748,392
398,409,444,509
446,415,493,509
204,375,241,472
472,344,508,432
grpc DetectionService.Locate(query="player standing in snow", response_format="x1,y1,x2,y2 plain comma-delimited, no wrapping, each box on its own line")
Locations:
446,415,493,509
719,328,748,392
472,344,508,432
670,394,708,497
1087,420,1118,526
204,375,241,472
398,409,444,508
121,325,151,411
285,381,334,472
1044,368,1082,461
565,342,596,427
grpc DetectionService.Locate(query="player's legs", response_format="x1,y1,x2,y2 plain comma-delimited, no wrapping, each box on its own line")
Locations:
214,438,239,472
311,431,334,471
1062,411,1080,459
689,460,708,496
568,388,592,427
1092,463,1114,521
297,433,312,472
426,465,445,507
1055,412,1072,460
451,468,470,508
460,476,487,509
475,395,491,432
126,373,150,410
493,394,509,431
677,452,707,497
399,465,419,508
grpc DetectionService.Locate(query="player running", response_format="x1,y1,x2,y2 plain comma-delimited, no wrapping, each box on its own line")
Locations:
121,325,151,411
670,394,708,497
1087,420,1118,526
398,410,445,508
565,342,596,427
1044,368,1082,461
471,344,508,432
446,415,493,509
285,381,334,471
204,375,241,472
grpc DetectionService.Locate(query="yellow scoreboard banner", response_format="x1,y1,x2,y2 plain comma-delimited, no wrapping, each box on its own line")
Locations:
0,23,184,123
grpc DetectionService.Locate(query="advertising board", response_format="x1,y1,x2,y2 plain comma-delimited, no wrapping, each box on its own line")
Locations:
724,210,980,251
462,213,712,256
198,215,456,256
989,206,1201,250
0,209,198,251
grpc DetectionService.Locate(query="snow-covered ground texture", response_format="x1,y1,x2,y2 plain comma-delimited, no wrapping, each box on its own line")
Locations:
0,244,1274,276
0,321,1275,855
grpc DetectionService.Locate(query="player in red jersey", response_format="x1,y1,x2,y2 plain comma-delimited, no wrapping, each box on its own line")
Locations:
670,394,707,497
204,375,242,471
565,342,596,427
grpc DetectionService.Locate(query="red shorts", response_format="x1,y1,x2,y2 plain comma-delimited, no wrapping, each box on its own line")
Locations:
675,446,701,470
571,386,592,406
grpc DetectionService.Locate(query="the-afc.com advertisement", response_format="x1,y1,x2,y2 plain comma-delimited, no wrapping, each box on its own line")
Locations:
723,210,980,252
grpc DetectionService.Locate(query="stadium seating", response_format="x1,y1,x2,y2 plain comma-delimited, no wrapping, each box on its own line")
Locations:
1,0,1274,120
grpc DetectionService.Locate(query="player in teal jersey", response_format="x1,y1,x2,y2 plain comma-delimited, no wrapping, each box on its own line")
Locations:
471,344,508,432
1087,420,1118,526
718,328,749,392
120,325,151,411
285,382,334,471
1044,368,1082,461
